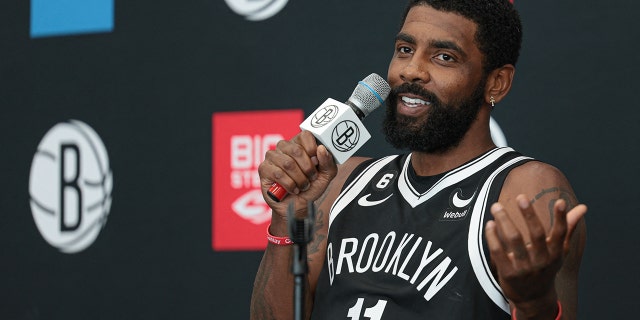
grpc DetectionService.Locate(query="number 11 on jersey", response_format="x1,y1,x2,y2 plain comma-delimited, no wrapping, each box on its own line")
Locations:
347,298,388,320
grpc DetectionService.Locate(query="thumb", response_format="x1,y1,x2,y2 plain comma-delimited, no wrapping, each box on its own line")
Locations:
316,145,337,181
563,204,587,254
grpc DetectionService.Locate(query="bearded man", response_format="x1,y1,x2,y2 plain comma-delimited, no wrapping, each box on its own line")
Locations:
251,1,587,319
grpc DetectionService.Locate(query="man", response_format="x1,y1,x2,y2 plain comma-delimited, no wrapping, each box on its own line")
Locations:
251,0,587,319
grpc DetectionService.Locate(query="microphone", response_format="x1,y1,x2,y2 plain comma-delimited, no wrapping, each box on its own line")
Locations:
267,73,391,202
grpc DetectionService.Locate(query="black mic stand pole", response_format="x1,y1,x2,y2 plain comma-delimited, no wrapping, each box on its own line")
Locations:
288,201,315,320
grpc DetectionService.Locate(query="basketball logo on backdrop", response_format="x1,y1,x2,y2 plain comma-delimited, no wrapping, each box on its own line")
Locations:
332,120,360,152
29,120,113,253
489,116,508,147
212,110,303,251
311,105,339,128
224,0,289,21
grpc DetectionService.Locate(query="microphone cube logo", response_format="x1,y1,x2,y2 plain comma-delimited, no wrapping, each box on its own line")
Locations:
29,120,113,253
212,110,303,251
30,0,114,38
331,120,360,152
310,105,339,128
300,98,371,164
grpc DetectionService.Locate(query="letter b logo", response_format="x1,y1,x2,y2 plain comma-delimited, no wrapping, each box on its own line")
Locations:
60,144,82,232
29,120,113,253
332,120,360,152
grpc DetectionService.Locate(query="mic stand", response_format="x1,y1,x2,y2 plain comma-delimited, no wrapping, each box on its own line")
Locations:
288,201,315,320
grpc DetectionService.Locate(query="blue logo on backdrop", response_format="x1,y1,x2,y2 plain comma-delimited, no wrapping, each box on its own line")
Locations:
30,0,114,38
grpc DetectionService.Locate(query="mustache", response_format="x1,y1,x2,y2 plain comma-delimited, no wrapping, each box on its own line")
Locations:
389,82,442,106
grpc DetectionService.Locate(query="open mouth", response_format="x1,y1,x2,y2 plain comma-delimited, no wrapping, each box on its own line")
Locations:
401,96,431,108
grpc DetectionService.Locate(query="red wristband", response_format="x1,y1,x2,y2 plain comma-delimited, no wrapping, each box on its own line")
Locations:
511,300,562,320
266,224,293,245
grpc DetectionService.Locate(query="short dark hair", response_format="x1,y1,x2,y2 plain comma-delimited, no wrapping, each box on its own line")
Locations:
401,0,522,74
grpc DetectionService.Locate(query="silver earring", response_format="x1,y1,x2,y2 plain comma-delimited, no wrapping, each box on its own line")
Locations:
490,96,496,108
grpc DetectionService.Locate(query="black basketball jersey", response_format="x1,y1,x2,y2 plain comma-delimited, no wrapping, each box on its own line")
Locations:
311,147,532,320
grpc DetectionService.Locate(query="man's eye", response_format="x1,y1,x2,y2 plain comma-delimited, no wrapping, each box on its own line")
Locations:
398,46,412,54
435,53,455,62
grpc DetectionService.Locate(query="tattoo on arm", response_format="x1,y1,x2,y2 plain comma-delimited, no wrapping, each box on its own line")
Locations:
308,209,326,258
308,182,332,259
530,187,577,226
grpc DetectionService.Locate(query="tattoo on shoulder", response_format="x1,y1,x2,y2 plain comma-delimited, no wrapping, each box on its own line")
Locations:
530,187,577,226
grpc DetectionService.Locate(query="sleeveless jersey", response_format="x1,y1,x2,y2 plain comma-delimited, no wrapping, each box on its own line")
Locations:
311,147,532,320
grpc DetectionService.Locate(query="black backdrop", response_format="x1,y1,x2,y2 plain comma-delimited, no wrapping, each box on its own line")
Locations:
2,0,639,319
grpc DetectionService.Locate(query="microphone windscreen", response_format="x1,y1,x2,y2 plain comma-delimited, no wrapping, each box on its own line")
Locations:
348,73,391,117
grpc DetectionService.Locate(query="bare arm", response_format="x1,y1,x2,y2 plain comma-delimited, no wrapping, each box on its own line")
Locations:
486,161,587,320
249,130,367,320
249,192,333,320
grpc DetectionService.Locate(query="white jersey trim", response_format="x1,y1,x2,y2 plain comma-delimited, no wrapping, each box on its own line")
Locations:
329,155,399,232
399,147,515,208
468,155,532,314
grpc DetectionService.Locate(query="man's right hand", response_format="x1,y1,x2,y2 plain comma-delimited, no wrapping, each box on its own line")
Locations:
258,130,338,221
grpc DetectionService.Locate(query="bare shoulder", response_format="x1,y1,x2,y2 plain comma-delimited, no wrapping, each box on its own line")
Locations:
498,160,582,238
501,160,578,208
504,161,569,188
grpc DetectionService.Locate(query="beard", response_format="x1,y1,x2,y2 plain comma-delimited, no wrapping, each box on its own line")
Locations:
382,79,487,154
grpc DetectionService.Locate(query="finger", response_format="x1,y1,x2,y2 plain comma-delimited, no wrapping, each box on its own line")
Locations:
258,150,278,185
566,204,587,234
316,145,337,181
491,203,530,269
515,195,548,263
563,204,587,252
291,131,321,172
264,146,309,195
294,130,320,159
485,220,513,273
260,150,302,195
275,138,318,191
547,199,569,258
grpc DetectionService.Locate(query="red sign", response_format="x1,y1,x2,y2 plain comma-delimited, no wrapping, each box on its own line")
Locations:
212,110,304,251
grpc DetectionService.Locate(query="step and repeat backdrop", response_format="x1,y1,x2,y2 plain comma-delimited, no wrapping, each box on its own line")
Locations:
2,0,638,319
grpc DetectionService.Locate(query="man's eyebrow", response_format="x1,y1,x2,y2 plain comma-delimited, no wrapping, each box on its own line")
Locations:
395,32,416,45
429,39,467,59
395,33,468,59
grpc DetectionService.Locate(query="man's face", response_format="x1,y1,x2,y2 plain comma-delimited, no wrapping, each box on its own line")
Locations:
384,5,487,153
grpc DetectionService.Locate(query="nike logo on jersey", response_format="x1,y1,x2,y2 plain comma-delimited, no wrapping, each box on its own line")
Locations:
358,193,393,207
441,189,476,221
452,190,475,208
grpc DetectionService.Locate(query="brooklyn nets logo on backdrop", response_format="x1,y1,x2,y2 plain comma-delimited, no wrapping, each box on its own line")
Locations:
29,120,113,253
224,0,288,21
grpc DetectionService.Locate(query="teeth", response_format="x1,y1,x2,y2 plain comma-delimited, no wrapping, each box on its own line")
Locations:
401,96,430,107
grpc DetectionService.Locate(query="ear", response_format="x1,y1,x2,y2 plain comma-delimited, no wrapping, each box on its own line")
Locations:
484,64,515,106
